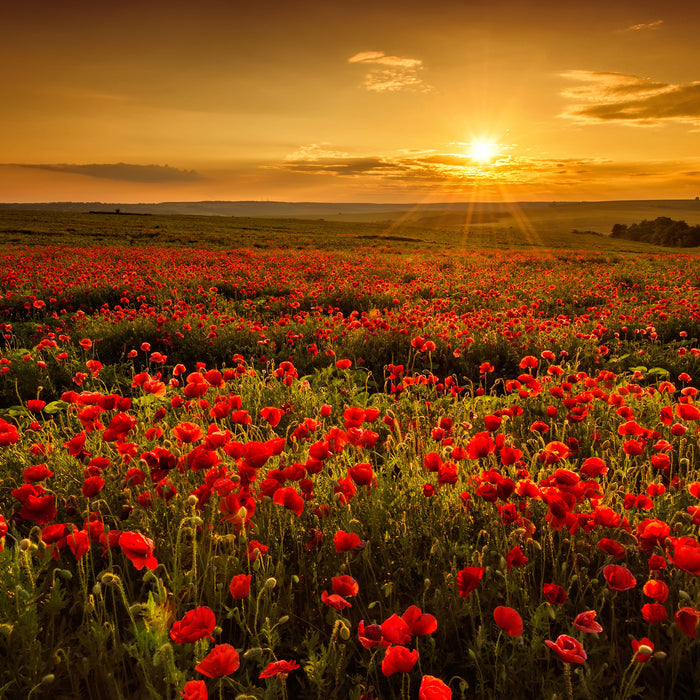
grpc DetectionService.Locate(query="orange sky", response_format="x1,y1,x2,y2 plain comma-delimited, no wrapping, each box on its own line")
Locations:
2,0,699,203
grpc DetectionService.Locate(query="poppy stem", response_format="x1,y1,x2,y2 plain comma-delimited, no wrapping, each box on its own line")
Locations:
401,672,410,700
564,663,574,700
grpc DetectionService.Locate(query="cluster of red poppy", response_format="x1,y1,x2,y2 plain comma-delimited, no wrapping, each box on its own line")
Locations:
3,245,700,697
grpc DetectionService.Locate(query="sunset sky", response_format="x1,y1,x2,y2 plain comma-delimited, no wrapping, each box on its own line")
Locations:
2,0,699,203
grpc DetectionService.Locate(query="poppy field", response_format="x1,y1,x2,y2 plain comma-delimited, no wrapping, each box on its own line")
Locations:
1,225,700,699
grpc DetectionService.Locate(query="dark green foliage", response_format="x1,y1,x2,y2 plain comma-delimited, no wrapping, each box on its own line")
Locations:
611,217,700,247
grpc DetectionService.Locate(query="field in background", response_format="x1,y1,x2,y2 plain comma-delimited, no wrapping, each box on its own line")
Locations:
2,200,700,251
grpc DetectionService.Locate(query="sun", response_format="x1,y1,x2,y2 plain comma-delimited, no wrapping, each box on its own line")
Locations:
469,139,499,163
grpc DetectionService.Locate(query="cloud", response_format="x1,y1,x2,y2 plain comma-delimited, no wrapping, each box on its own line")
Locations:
560,71,700,126
348,51,422,69
275,144,581,186
13,163,203,183
348,50,431,93
274,143,700,198
623,19,663,31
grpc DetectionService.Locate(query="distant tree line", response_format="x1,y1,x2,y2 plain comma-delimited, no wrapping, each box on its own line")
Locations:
611,217,700,247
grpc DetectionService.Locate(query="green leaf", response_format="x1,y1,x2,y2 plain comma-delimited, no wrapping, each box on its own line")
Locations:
44,400,69,414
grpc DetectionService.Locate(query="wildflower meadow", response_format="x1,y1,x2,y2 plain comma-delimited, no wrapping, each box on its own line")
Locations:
1,231,700,699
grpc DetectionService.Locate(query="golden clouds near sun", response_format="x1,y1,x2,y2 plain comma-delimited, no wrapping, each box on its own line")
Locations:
468,140,499,163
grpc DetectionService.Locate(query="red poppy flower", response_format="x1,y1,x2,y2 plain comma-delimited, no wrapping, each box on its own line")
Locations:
381,645,419,676
246,540,268,561
118,531,158,571
543,583,567,605
332,575,359,597
631,637,654,663
675,607,700,639
637,518,671,552
259,659,300,679
641,603,667,623
580,457,608,478
260,406,284,427
272,486,304,516
539,441,571,465
333,530,365,553
321,590,352,610
642,579,669,603
676,403,700,420
669,536,700,575
229,573,252,600
381,614,411,645
180,680,207,700
402,605,437,636
622,439,645,456
170,606,217,644
26,399,46,414
67,529,90,560
505,545,528,571
545,635,587,664
573,610,602,634
358,620,385,649
597,538,626,560
23,464,54,483
493,606,523,637
172,422,204,444
456,566,484,599
348,463,375,486
0,419,20,446
467,432,495,459
195,644,240,678
12,485,57,525
82,475,105,498
243,441,274,469
519,355,538,370
603,564,637,591
648,554,667,571
484,414,502,432
418,675,452,700
335,359,352,370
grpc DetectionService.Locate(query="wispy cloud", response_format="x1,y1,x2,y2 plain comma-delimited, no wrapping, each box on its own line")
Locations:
623,19,663,31
12,163,203,183
348,51,431,93
560,71,700,126
274,143,700,197
277,144,579,186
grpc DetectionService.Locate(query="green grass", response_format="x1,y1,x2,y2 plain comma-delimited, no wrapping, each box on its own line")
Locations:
3,203,700,252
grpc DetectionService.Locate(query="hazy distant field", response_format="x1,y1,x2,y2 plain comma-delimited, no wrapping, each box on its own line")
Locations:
2,200,700,252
